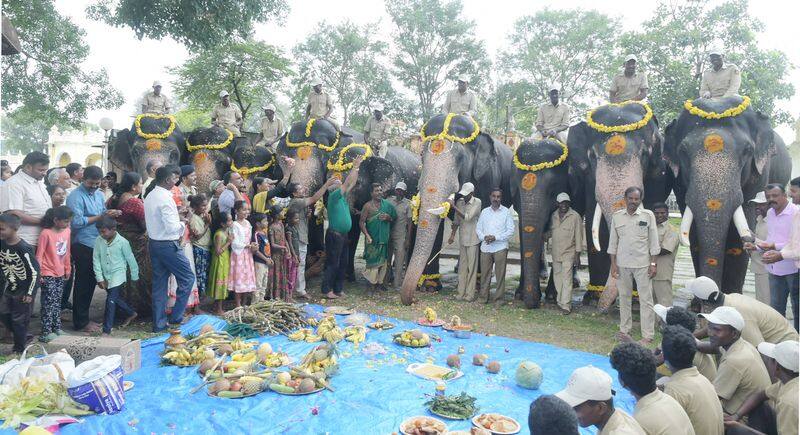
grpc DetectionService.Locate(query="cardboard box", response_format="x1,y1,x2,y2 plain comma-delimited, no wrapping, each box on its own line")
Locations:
43,335,141,375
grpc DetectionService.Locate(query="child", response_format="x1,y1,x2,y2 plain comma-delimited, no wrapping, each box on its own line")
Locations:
92,216,138,335
0,213,39,353
188,194,212,298
228,201,257,307
252,214,273,301
207,212,232,315
36,206,73,342
268,206,290,301
284,209,301,302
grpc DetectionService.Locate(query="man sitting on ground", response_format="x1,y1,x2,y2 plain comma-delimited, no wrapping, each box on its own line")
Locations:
528,395,579,435
653,304,717,381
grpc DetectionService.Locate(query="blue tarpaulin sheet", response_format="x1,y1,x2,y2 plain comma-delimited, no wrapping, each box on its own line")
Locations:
4,306,636,434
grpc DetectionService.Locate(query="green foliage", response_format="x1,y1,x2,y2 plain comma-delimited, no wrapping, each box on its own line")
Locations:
1,0,123,148
86,0,289,50
386,0,491,120
619,0,795,125
172,39,291,130
172,108,212,132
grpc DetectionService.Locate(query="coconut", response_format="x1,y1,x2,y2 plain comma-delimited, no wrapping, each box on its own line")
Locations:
473,354,488,366
218,344,234,355
212,378,231,394
203,349,216,360
199,359,216,375
411,329,424,340
258,343,273,355
230,381,242,392
276,372,292,385
486,361,501,374
446,354,461,369
200,324,215,335
298,378,316,393
313,349,328,362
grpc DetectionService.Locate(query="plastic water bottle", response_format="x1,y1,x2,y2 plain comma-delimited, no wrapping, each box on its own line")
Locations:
435,381,446,397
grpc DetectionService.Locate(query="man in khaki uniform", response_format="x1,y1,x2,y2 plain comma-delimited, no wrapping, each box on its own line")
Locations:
700,49,741,98
654,304,718,382
661,325,725,435
442,76,477,118
555,366,645,435
533,84,570,143
548,193,582,314
609,54,649,103
749,192,770,303
141,81,171,114
652,202,679,306
385,182,413,289
608,187,661,344
448,182,482,301
255,103,284,150
699,306,772,416
305,77,340,130
364,103,391,158
211,90,243,136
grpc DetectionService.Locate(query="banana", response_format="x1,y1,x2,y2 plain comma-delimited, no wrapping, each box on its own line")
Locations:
424,307,437,323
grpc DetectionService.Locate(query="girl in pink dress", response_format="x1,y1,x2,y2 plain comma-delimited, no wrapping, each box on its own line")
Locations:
228,200,257,307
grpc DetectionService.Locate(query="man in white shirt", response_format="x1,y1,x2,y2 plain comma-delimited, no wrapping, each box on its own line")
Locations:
0,151,52,247
475,188,515,304
144,165,195,333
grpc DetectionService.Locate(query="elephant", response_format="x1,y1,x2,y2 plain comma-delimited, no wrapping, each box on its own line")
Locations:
567,101,669,306
510,138,571,309
663,95,791,293
110,113,186,177
400,113,514,305
229,139,283,193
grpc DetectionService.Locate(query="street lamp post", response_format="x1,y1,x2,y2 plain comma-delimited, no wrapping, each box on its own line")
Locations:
97,117,115,171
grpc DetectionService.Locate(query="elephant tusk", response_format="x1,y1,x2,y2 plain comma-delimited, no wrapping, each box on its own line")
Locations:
427,206,447,215
732,205,752,239
680,206,693,246
592,203,603,252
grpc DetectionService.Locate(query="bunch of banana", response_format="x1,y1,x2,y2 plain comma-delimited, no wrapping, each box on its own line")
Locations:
344,326,366,345
185,331,234,350
261,352,291,368
231,337,256,351
298,344,338,378
316,317,344,343
288,328,318,342
162,346,207,366
424,307,437,323
307,317,319,327
231,351,258,364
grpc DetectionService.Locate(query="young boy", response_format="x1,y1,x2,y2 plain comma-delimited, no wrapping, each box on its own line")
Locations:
92,216,138,335
0,213,40,353
252,214,273,301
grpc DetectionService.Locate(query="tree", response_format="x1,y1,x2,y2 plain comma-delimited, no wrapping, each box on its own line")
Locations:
172,39,291,130
386,0,491,120
1,0,123,147
496,9,620,133
172,108,211,132
86,0,289,50
619,0,795,125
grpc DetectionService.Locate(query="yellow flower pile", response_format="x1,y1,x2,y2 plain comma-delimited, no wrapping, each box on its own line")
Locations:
230,155,275,176
513,140,569,172
134,113,177,139
420,113,480,144
684,96,750,119
187,128,234,152
586,101,653,133
327,143,373,172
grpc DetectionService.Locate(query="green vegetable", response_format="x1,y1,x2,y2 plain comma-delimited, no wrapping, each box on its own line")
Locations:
0,378,94,429
269,383,296,394
425,392,478,420
216,390,244,398
224,322,259,339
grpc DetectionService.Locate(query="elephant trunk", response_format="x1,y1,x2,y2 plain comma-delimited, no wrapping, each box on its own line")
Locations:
284,151,324,195
191,150,226,194
518,186,550,308
594,155,645,235
400,148,459,305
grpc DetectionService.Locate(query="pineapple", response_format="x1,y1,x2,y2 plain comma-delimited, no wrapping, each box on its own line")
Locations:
242,379,263,395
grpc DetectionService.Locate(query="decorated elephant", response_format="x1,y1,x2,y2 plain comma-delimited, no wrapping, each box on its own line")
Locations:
567,100,669,306
510,138,571,308
229,140,282,193
400,113,514,305
664,95,791,292
110,113,186,177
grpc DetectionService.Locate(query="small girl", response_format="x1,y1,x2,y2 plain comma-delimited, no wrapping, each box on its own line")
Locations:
284,209,301,301
188,194,212,297
36,206,73,342
268,206,290,301
228,200,257,307
252,214,273,301
207,212,232,315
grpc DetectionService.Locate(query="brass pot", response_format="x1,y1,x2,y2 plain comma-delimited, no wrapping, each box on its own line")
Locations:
165,329,187,349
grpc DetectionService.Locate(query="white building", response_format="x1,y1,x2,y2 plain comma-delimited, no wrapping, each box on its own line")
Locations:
46,126,108,170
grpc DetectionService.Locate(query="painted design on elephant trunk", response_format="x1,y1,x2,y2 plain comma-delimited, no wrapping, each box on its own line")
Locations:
704,134,724,153
706,258,719,266
193,152,207,164
605,135,627,155
706,198,722,211
726,248,743,256
521,173,537,190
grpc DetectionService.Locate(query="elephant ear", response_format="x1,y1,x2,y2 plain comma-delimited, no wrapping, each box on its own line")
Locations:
645,115,664,176
214,154,232,179
109,128,134,171
472,132,497,181
662,119,681,177
361,155,395,186
752,111,776,176
566,122,593,216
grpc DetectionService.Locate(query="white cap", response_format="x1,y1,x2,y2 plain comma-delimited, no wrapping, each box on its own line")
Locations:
556,192,570,203
310,76,323,86
548,83,560,92
758,341,799,373
262,103,276,111
152,80,162,87
749,192,767,204
457,75,468,83
699,306,745,331
708,47,723,56
653,304,670,323
395,181,407,191
686,276,719,300
373,103,384,111
219,90,229,98
555,366,614,407
624,54,637,62
458,182,475,196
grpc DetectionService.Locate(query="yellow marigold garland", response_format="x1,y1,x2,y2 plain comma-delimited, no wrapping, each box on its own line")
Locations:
417,273,442,286
286,131,339,151
305,118,316,137
411,194,420,224
420,113,480,144
186,128,234,152
134,113,177,139
586,284,605,292
586,101,653,133
327,143,373,172
513,140,569,172
435,201,451,218
230,155,275,176
684,96,750,119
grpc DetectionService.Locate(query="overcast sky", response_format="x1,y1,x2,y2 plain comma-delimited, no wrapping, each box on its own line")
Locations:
56,0,800,141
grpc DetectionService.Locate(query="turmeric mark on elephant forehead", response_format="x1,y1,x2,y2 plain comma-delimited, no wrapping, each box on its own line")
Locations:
297,146,313,160
193,152,207,164
430,139,446,155
523,226,535,233
521,173,537,190
704,134,724,153
145,139,162,151
726,248,743,256
706,199,723,211
524,251,534,258
706,258,719,266
604,135,627,155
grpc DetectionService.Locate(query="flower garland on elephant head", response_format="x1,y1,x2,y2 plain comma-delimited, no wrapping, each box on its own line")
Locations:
586,101,653,133
285,120,340,152
186,128,234,152
512,139,569,172
230,155,275,177
419,113,480,144
683,96,751,119
326,143,373,172
134,113,177,139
